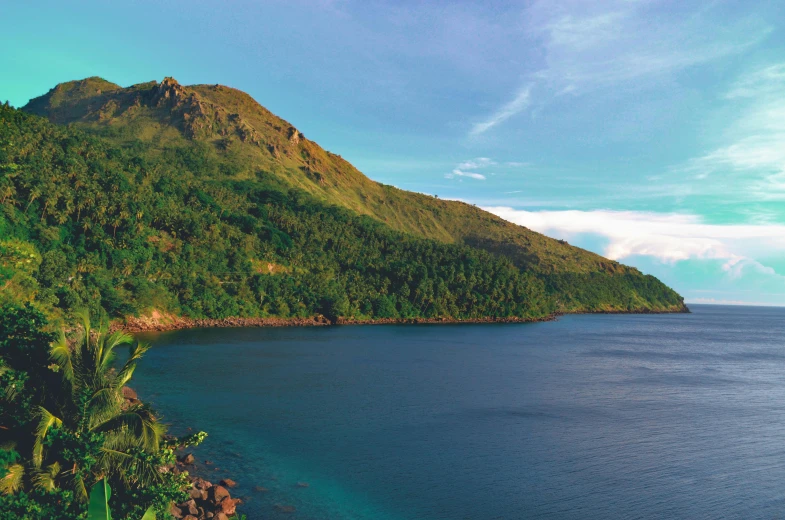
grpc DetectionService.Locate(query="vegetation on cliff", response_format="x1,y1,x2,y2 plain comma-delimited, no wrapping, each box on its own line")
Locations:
1,97,684,323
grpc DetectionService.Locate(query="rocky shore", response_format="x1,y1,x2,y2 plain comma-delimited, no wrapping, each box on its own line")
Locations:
113,305,689,334
169,454,242,520
112,311,559,333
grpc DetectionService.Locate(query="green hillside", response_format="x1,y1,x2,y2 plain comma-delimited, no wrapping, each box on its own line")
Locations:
0,78,687,322
22,77,645,275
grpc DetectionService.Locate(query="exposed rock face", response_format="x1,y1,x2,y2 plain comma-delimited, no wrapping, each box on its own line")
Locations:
219,478,236,488
150,77,188,108
287,126,302,145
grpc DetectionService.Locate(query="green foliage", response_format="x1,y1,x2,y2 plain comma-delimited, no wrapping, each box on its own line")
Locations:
0,104,684,323
85,478,157,520
86,477,111,520
0,308,200,519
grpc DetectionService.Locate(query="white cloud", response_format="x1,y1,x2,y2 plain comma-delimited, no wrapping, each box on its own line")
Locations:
445,169,486,180
679,63,785,200
482,207,785,279
470,85,532,136
446,158,499,180
457,157,496,169
725,63,785,99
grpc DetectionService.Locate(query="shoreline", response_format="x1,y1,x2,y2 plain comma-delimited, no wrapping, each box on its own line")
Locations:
113,306,689,333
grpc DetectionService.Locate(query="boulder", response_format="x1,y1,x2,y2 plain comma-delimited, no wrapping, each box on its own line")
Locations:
214,513,229,520
219,478,236,488
180,499,198,516
194,477,213,490
170,504,184,519
188,488,203,500
216,498,237,516
183,516,198,520
209,485,231,504
178,453,195,464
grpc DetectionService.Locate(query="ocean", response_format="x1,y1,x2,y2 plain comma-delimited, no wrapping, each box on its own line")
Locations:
133,304,785,519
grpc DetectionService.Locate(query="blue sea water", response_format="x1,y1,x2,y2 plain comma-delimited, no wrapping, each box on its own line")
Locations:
132,304,785,519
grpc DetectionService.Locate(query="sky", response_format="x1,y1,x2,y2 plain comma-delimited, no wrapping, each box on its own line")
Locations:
2,0,785,306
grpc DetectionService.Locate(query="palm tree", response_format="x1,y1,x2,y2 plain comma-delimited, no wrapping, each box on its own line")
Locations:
30,311,166,501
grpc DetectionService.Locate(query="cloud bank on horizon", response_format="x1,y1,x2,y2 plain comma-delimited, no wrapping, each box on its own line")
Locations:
1,0,784,304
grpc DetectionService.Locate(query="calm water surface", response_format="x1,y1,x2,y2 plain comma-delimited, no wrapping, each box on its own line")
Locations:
133,305,785,519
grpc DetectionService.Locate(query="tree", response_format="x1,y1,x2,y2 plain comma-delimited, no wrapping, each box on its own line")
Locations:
31,311,163,502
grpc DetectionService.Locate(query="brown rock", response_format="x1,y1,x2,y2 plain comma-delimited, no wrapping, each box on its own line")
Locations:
209,485,231,504
188,488,203,500
121,386,138,400
194,477,213,490
179,453,195,464
214,513,228,520
217,498,237,516
170,504,184,519
181,499,198,516
183,516,198,520
219,478,236,488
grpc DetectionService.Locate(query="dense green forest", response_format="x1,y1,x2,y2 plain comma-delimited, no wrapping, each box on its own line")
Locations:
0,105,684,323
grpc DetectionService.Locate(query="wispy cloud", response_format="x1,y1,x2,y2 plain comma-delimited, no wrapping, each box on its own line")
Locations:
446,169,486,180
470,85,532,136
483,207,785,281
725,63,785,99
457,157,496,169
446,157,498,180
527,1,769,88
679,62,785,200
469,1,770,137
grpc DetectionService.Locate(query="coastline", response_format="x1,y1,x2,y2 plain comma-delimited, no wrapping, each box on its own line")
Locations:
112,305,689,333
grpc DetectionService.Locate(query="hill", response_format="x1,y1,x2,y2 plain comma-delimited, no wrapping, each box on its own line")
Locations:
0,78,686,323
23,77,641,276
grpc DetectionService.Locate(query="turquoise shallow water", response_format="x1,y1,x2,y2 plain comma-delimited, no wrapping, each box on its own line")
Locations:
133,305,785,519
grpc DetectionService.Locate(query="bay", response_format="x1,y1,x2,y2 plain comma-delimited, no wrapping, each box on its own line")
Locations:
133,304,785,519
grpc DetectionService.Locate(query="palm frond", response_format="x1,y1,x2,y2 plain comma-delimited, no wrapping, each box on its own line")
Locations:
0,463,24,495
50,329,75,384
33,406,64,468
86,386,124,427
90,405,165,452
32,461,62,492
75,309,91,343
115,341,151,389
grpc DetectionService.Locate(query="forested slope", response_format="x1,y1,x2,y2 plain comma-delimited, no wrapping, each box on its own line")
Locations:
0,85,687,322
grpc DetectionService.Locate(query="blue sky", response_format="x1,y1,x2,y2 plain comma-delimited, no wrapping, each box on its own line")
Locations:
2,0,785,305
